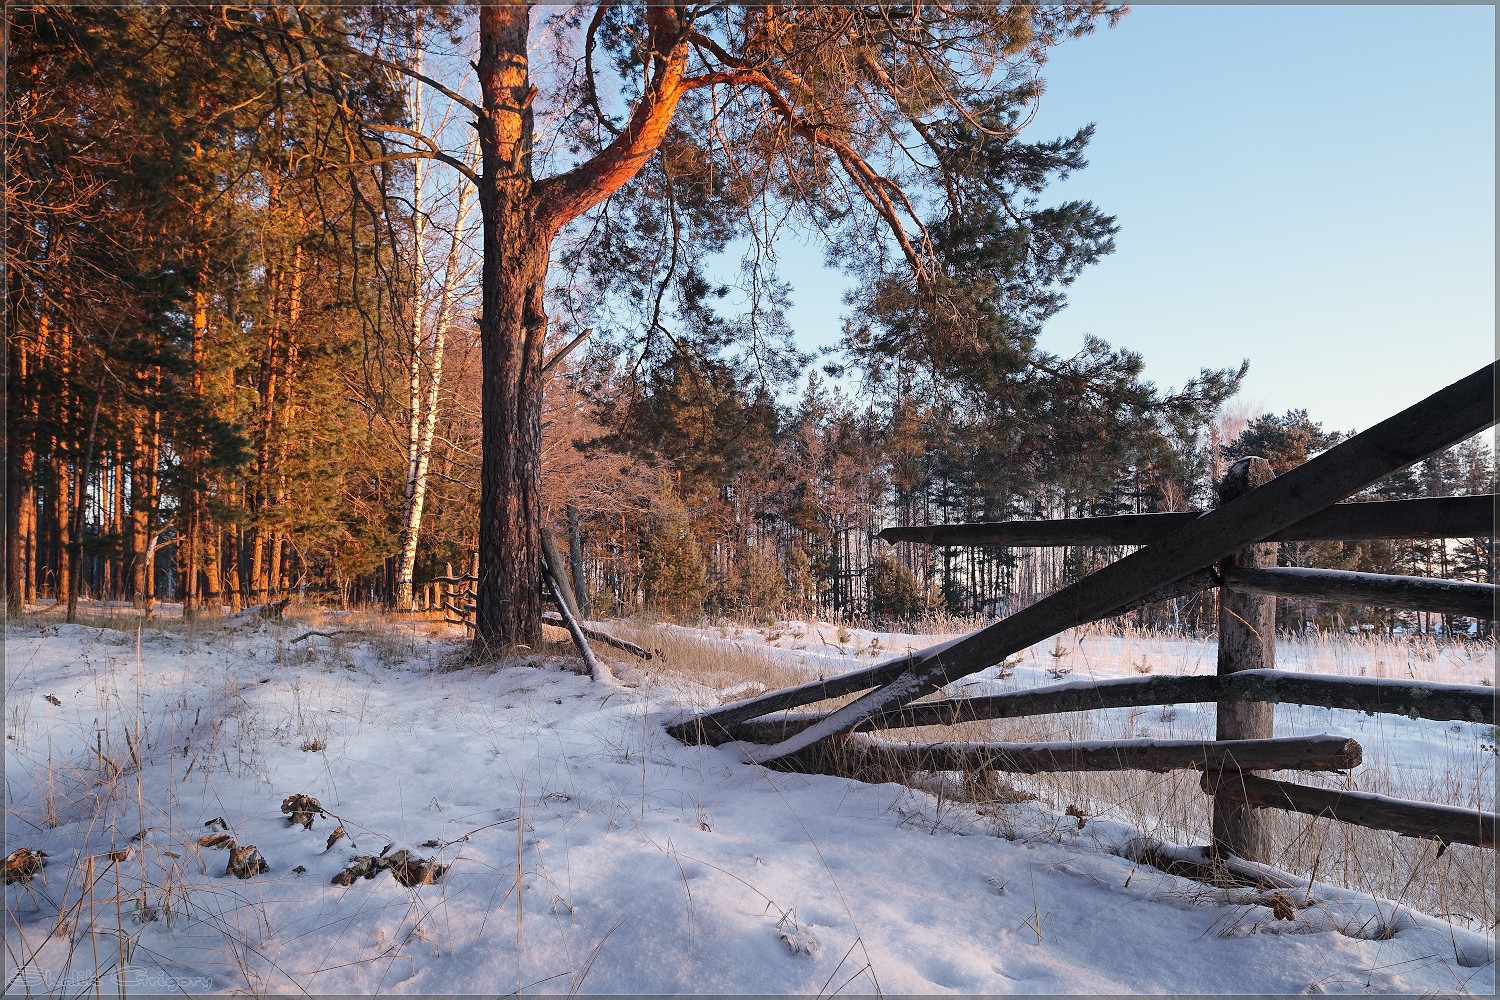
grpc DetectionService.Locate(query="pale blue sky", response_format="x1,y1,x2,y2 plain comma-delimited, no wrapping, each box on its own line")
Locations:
779,4,1496,434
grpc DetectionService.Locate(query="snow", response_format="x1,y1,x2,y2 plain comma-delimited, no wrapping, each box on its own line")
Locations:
3,607,1495,995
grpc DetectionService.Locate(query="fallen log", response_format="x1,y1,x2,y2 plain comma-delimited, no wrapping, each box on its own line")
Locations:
1204,773,1496,848
291,629,358,644
221,598,290,626
1123,838,1309,891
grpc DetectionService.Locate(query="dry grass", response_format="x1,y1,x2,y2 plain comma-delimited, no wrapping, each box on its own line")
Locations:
623,618,1497,941
605,621,827,708
7,606,1491,992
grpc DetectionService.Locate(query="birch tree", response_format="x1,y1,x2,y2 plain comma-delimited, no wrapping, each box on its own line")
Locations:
393,34,481,611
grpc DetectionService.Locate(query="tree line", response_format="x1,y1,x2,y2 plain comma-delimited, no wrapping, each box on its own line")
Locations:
5,5,1490,637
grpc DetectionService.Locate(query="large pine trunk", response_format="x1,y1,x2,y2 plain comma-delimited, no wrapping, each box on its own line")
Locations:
473,6,549,651
475,212,550,650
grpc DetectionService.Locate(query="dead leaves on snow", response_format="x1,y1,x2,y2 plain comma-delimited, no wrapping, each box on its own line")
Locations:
227,843,269,880
4,848,47,885
1263,891,1298,921
331,847,448,888
281,794,325,830
195,828,269,880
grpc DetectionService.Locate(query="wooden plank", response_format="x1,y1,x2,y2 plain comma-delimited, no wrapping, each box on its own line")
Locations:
1206,773,1496,849
846,734,1361,776
1222,566,1496,619
742,364,1497,765
878,494,1494,548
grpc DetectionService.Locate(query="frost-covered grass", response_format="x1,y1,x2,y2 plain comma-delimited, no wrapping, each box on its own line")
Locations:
2,605,1494,996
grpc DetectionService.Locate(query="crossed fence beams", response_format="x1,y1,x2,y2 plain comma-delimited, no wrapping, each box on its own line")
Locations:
670,362,1498,853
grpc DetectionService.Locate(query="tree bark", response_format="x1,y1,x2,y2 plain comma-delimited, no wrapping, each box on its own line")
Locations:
470,5,693,650
65,389,103,623
474,5,548,650
128,421,150,606
567,503,589,618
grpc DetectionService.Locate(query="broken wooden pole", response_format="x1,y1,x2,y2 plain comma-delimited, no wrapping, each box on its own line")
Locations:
543,559,612,683
1204,773,1496,849
1221,566,1496,619
540,527,584,623
566,503,590,620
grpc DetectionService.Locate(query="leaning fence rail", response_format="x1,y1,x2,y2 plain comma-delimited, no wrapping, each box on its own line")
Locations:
669,362,1498,858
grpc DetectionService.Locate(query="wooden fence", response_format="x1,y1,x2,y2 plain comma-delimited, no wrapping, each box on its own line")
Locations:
430,554,653,664
670,363,1498,859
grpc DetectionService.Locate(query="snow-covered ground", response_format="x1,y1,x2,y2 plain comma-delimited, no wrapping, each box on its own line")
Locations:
3,607,1495,995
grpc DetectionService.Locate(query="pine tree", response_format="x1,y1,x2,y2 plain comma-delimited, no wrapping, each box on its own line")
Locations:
637,486,707,621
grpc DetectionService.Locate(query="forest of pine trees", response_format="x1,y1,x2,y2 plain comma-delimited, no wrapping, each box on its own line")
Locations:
5,5,1493,636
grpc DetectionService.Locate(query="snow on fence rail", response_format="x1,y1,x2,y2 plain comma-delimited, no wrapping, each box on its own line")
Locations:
670,362,1499,856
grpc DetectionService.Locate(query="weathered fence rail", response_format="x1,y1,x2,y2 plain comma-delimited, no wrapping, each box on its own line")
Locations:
671,362,1499,859
717,670,1495,745
877,494,1495,548
1218,565,1494,618
1207,774,1494,848
811,734,1363,777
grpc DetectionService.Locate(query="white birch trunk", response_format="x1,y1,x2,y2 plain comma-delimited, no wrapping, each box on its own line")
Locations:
395,40,479,609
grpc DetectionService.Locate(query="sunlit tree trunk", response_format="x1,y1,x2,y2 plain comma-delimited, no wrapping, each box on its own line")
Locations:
474,6,547,648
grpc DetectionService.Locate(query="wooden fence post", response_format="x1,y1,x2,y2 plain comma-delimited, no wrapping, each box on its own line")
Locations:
1213,456,1277,861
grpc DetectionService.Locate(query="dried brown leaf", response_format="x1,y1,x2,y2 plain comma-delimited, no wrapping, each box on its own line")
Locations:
226,844,268,880
1266,892,1297,921
3,848,47,885
280,794,324,830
